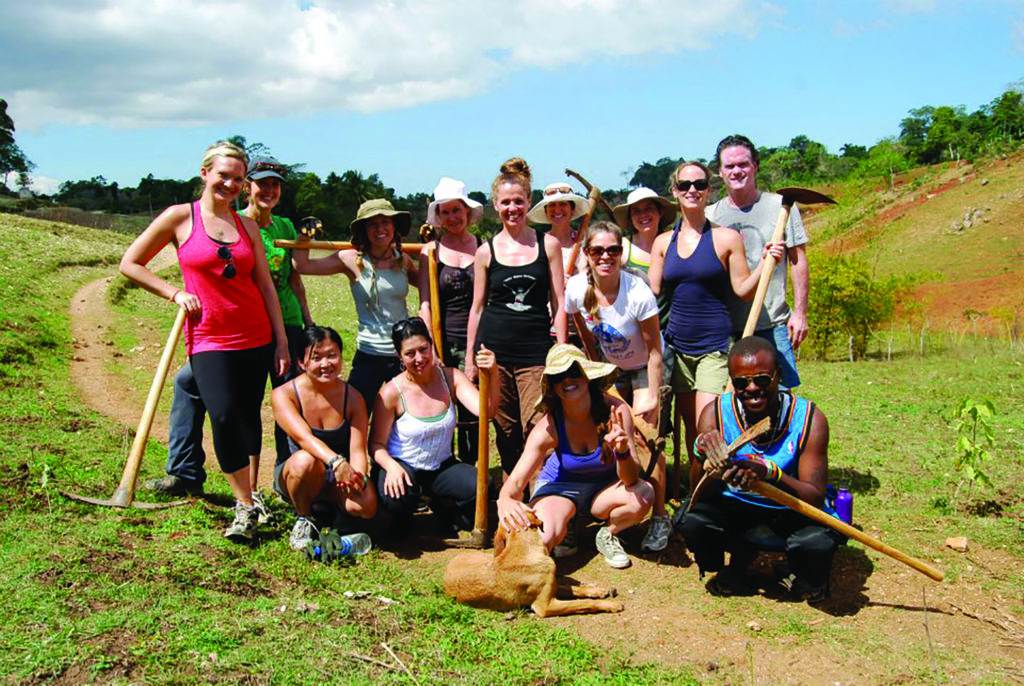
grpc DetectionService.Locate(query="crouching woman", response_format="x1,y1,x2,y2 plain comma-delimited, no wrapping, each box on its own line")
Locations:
496,344,654,569
271,326,377,550
371,318,499,536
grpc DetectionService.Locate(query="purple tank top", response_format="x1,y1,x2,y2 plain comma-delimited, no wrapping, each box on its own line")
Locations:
537,410,616,485
662,220,732,355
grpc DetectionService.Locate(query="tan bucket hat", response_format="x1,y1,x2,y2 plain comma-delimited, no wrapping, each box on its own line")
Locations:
535,343,618,412
612,187,677,231
350,198,411,246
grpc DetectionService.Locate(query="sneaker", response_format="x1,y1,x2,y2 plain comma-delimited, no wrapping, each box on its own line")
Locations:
224,502,257,541
552,519,578,558
641,515,672,553
289,517,317,551
251,491,272,525
594,526,631,569
781,574,829,605
144,475,203,496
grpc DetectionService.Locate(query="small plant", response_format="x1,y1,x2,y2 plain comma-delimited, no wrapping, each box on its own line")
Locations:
948,398,996,510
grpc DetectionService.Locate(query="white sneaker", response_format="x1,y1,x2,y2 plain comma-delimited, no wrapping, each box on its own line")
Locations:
224,502,257,541
641,515,672,553
289,517,317,551
251,490,272,525
595,526,631,569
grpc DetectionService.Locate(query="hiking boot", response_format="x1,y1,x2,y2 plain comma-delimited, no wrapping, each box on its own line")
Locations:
706,569,756,597
144,475,203,497
251,490,272,525
782,574,829,605
224,502,257,541
641,515,672,553
595,526,630,569
552,518,578,558
289,517,317,551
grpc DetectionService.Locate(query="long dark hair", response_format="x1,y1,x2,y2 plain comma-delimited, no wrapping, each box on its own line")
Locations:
539,363,613,428
391,316,433,354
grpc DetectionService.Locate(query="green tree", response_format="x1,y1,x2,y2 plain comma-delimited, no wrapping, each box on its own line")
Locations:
628,157,684,193
0,99,34,187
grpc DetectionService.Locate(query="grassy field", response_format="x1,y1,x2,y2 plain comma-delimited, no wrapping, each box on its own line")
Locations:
3,213,1024,684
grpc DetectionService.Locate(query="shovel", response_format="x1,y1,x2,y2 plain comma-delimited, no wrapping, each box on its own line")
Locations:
445,366,491,548
64,307,190,510
741,187,836,338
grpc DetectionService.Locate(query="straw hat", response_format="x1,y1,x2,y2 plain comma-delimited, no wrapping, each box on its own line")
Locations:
527,182,589,224
612,187,677,231
350,199,411,247
535,343,618,412
426,177,484,227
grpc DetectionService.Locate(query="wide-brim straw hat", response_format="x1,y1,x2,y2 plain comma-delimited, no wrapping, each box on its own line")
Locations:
612,187,677,231
350,198,411,244
527,182,589,224
535,343,618,412
426,177,484,227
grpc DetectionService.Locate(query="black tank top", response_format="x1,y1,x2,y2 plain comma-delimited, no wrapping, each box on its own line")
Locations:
437,240,476,349
478,231,553,366
281,379,351,464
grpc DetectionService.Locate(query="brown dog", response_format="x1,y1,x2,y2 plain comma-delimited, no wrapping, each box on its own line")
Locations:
443,511,624,617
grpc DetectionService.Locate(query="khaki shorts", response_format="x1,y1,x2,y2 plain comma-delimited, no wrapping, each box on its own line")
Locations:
671,349,728,394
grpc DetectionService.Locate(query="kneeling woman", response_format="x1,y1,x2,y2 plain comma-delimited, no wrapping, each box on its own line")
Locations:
496,344,654,569
371,318,498,534
272,326,377,550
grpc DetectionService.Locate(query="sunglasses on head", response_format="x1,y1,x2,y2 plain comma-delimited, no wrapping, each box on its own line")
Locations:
251,162,287,175
731,372,775,390
586,245,623,258
216,245,236,279
544,185,572,196
674,179,709,192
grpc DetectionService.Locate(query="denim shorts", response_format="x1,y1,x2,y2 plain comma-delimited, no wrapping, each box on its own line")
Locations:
753,326,801,389
531,478,614,513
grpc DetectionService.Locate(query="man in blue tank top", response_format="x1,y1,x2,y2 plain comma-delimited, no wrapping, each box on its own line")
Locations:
678,336,843,604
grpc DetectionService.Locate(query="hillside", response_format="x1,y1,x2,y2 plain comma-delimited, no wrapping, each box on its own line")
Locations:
806,154,1024,337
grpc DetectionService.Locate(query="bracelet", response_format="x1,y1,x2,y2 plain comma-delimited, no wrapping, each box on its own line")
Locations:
168,289,180,303
327,455,347,471
764,460,782,483
692,437,704,461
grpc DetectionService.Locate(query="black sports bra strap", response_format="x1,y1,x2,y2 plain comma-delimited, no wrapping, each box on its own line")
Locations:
291,379,305,418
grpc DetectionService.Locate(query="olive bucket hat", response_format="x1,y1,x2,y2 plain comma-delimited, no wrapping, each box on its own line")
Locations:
350,198,411,247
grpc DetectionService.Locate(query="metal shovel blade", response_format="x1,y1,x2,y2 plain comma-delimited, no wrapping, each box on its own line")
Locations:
776,187,837,206
62,490,190,510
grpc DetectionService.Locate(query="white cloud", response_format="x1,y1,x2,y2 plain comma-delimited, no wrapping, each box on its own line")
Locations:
1014,18,1024,53
0,0,769,129
3,174,63,195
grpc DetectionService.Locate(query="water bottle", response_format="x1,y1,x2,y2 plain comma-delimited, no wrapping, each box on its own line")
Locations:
339,532,373,556
835,488,853,524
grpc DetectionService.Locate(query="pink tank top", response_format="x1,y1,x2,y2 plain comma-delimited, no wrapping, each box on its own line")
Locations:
177,201,272,355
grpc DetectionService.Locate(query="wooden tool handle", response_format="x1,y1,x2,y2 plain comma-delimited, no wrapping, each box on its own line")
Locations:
274,239,423,254
427,246,444,358
741,202,791,337
751,481,944,582
110,307,187,507
473,367,491,537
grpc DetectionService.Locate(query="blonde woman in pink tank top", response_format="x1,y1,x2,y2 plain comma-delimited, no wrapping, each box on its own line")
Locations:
120,141,290,542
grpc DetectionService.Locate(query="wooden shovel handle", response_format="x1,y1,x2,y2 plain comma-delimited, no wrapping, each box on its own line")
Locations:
751,481,944,582
274,239,423,254
427,245,444,358
472,367,491,537
741,202,791,338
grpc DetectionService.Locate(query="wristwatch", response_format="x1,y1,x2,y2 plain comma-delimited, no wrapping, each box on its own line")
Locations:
327,455,347,471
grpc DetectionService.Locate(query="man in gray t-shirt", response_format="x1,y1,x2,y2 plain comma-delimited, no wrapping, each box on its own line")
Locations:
705,135,809,388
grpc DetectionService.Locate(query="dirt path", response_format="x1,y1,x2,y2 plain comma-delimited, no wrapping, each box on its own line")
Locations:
68,248,276,488
68,258,1023,684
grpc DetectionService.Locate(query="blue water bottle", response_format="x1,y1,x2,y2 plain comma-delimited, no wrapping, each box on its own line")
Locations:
338,532,373,556
835,488,853,524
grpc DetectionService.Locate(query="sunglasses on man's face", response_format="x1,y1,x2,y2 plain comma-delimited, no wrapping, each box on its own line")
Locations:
731,372,775,390
586,245,623,258
674,179,709,192
216,245,236,279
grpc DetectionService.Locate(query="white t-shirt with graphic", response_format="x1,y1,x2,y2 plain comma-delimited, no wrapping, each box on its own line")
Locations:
565,270,659,371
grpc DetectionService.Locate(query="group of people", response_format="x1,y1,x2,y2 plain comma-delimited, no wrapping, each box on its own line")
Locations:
119,133,843,603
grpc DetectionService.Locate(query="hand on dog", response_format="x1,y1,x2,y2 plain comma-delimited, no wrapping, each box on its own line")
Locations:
697,430,729,477
497,496,534,533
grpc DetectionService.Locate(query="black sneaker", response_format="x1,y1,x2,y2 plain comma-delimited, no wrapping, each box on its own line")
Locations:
782,574,829,605
144,475,203,496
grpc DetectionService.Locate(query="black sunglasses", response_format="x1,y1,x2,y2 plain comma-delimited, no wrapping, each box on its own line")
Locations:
674,179,709,192
586,245,623,258
549,367,585,384
216,245,236,279
732,372,775,390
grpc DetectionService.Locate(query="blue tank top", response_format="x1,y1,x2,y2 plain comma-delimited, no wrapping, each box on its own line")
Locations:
536,410,616,486
662,220,732,355
717,391,837,518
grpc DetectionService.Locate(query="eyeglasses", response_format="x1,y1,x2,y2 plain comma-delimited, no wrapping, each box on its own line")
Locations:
731,372,775,390
548,368,585,384
585,245,623,258
674,179,709,192
544,185,572,196
216,245,236,279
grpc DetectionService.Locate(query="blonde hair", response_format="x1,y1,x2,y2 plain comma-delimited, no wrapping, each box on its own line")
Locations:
201,140,248,172
582,221,624,324
668,159,711,190
491,157,532,198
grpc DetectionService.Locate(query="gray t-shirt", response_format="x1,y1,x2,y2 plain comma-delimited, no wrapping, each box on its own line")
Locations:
706,191,807,332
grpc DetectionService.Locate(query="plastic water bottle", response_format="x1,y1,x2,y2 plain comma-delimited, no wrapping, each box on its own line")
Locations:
835,488,853,524
339,532,373,556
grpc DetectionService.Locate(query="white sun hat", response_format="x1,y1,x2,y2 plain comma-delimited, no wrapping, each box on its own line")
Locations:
426,177,484,227
526,182,589,224
612,186,677,231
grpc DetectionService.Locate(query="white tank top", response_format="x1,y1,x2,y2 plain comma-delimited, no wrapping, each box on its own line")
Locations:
385,369,457,471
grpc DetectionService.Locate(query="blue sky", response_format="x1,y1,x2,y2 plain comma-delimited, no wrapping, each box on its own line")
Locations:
2,0,1022,196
